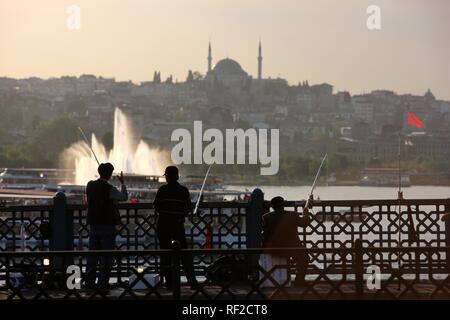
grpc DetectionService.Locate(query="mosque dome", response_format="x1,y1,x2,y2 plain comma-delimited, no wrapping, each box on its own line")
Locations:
424,89,435,101
213,58,247,76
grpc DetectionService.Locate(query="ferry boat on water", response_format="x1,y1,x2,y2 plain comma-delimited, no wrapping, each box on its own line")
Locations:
0,168,250,204
359,168,412,187
0,168,74,190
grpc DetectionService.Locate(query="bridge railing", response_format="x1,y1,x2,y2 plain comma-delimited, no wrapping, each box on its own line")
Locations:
0,244,449,300
0,204,52,252
282,198,450,273
1,191,449,273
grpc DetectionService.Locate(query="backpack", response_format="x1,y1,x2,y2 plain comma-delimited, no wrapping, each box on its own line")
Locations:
205,255,247,285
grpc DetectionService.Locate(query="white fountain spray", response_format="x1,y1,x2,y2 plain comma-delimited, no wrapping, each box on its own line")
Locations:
64,108,168,185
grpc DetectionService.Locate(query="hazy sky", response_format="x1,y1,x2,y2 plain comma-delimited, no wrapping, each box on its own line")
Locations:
1,0,449,99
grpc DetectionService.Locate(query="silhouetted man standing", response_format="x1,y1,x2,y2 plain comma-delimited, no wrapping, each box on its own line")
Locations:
85,163,128,290
262,196,311,287
154,166,198,290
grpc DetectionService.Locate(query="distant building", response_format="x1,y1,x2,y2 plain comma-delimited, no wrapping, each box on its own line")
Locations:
206,58,251,88
353,95,374,123
204,41,288,94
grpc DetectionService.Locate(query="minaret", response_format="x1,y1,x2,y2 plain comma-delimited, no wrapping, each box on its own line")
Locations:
208,41,212,73
258,40,263,80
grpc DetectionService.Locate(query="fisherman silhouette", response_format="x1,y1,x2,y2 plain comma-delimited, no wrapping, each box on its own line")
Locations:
261,196,311,287
84,163,128,291
154,166,198,290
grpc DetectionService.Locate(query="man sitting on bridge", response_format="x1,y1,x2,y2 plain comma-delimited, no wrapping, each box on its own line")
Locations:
261,196,311,288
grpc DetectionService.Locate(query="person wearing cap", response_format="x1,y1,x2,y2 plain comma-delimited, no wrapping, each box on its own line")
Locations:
84,163,128,290
261,196,311,288
153,166,198,290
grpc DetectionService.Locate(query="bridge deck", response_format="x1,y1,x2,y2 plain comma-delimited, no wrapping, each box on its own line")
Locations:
1,281,449,300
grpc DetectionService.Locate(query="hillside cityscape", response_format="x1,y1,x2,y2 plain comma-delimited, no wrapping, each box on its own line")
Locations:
1,43,450,184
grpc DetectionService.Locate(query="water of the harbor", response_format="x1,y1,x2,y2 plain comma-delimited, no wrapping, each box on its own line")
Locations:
227,185,450,201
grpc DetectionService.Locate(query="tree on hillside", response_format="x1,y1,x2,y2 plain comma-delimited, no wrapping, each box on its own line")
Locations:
25,116,80,167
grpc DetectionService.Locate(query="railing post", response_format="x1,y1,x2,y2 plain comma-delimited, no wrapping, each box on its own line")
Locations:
445,205,450,272
354,238,364,299
246,188,264,280
171,240,181,300
49,192,73,287
247,188,264,248
51,192,73,251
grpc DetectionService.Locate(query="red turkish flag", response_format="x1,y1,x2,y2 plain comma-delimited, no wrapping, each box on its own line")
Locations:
407,112,423,128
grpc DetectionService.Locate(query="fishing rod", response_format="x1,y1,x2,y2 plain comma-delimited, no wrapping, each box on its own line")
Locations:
396,134,418,244
304,153,328,212
193,164,212,215
396,133,419,290
78,126,100,166
396,133,402,290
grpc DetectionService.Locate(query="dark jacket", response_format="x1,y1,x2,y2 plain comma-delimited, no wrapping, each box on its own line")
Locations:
262,210,309,249
86,179,118,226
153,182,192,225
